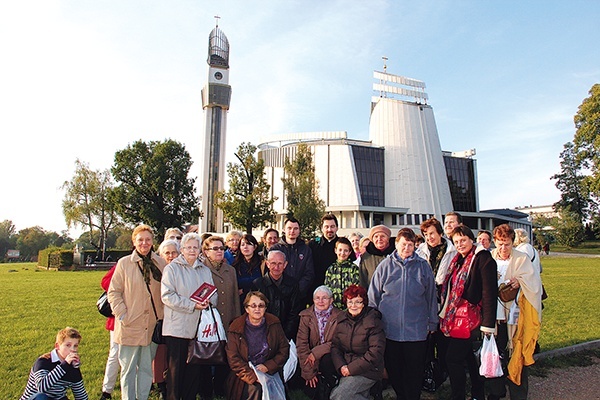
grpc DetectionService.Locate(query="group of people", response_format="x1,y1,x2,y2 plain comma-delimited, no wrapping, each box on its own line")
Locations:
21,211,544,400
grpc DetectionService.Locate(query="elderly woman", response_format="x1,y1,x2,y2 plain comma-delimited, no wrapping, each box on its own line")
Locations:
233,234,264,311
438,225,497,400
160,232,214,400
226,291,290,400
488,224,543,400
514,228,542,273
358,225,395,288
330,285,385,400
200,235,241,398
369,227,437,400
297,285,343,400
348,232,363,260
224,230,242,265
107,224,166,400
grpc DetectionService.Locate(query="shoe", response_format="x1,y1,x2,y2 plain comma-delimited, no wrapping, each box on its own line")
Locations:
100,392,112,399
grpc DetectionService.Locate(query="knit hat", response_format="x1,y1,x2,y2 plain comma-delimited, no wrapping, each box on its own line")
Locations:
369,225,392,241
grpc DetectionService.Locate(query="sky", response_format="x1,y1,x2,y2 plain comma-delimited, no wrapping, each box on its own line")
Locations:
1,1,599,236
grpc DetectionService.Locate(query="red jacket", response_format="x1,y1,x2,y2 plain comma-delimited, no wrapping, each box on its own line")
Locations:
101,265,117,331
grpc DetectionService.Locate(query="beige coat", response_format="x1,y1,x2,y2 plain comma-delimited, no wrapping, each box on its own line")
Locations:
108,251,166,346
206,261,241,331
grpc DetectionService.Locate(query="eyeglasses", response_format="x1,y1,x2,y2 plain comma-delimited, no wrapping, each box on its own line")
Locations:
346,300,364,306
246,303,266,309
183,246,199,251
207,246,225,251
169,236,182,240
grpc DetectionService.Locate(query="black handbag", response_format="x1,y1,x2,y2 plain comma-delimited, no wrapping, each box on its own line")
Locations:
139,265,165,345
97,291,113,318
187,305,227,365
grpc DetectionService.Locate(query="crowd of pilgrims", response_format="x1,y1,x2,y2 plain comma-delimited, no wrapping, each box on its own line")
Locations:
58,211,543,400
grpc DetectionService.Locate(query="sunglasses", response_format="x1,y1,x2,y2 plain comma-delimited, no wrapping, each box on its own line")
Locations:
207,246,225,251
246,303,266,309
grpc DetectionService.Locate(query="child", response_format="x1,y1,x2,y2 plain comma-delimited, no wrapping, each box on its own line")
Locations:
20,327,88,400
324,237,361,309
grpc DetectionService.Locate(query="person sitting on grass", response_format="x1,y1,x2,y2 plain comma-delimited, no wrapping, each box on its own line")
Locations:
20,327,88,400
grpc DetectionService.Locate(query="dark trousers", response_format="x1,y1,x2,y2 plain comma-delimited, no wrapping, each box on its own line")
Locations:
165,336,204,400
385,339,428,400
198,364,230,398
301,353,337,400
444,331,484,400
486,323,529,400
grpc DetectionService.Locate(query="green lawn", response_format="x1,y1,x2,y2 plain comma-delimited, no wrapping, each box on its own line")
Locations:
550,241,600,254
0,258,598,398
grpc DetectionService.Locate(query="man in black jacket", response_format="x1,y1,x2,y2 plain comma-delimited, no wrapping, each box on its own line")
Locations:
309,214,348,293
252,250,302,340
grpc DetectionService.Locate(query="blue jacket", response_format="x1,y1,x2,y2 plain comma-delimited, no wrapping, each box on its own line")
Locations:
368,251,437,341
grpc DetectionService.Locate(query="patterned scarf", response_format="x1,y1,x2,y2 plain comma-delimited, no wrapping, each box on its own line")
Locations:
440,246,476,336
315,305,333,344
136,250,162,284
428,240,448,276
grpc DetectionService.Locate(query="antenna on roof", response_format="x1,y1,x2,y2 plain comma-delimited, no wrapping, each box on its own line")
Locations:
214,15,220,27
382,56,388,73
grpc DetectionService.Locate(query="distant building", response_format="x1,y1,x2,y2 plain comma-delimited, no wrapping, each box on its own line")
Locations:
258,69,531,235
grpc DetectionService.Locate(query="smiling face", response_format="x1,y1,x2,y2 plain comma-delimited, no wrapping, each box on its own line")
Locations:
453,233,474,257
423,225,443,247
181,239,200,264
335,242,352,261
444,215,460,237
396,236,415,259
346,295,365,317
134,230,154,256
160,244,179,264
313,290,334,312
477,232,492,250
322,219,338,241
372,232,390,251
264,231,279,249
267,252,287,281
350,235,361,253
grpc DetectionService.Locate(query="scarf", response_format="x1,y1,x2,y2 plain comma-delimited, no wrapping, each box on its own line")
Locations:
428,240,448,276
315,305,333,344
136,250,162,285
439,246,476,336
205,256,224,272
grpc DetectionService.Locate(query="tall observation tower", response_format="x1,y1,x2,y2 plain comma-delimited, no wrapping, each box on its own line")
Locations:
199,19,231,233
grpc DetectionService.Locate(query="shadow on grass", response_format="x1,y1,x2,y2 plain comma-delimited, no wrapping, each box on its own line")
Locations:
531,348,600,378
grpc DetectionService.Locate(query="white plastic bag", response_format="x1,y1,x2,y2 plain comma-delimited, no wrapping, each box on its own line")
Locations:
479,334,503,378
283,339,297,382
249,362,286,400
196,305,227,342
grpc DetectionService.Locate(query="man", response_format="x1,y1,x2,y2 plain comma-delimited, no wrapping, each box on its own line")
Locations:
270,217,315,297
477,230,492,251
416,217,457,393
252,250,302,340
309,214,347,292
260,228,280,258
443,212,462,238
358,224,395,289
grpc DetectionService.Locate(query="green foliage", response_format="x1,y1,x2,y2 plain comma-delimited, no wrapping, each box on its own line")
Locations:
551,142,589,222
572,84,600,209
62,159,119,260
553,208,585,248
16,226,50,259
216,143,276,234
0,219,17,260
281,144,325,239
111,139,199,236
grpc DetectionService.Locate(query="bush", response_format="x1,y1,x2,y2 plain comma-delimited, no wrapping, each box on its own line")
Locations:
37,247,74,269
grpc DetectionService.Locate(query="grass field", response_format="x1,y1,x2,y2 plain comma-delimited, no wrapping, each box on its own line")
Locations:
1,257,598,399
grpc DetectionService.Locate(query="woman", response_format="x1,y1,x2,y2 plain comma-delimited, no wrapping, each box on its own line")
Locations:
369,228,437,400
201,236,241,398
330,285,385,400
348,232,363,259
151,239,180,398
233,234,264,311
438,224,497,400
488,224,542,400
224,230,242,265
297,286,343,400
161,233,214,400
514,228,542,273
226,291,290,400
107,224,166,400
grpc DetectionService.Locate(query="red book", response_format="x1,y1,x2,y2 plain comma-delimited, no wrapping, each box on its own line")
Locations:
190,282,217,303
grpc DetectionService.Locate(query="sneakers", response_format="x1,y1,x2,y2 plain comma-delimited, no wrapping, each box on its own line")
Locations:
100,392,112,400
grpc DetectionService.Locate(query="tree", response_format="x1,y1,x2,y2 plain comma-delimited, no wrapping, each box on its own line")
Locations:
551,142,589,222
281,143,325,239
0,219,17,259
16,226,50,259
553,208,585,248
216,143,276,234
573,84,600,201
111,139,200,236
62,159,118,260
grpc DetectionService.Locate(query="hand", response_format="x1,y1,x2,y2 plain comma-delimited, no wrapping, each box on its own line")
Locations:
256,364,268,373
65,352,80,365
341,365,350,377
509,278,520,289
193,299,210,310
304,353,316,367
306,376,319,388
